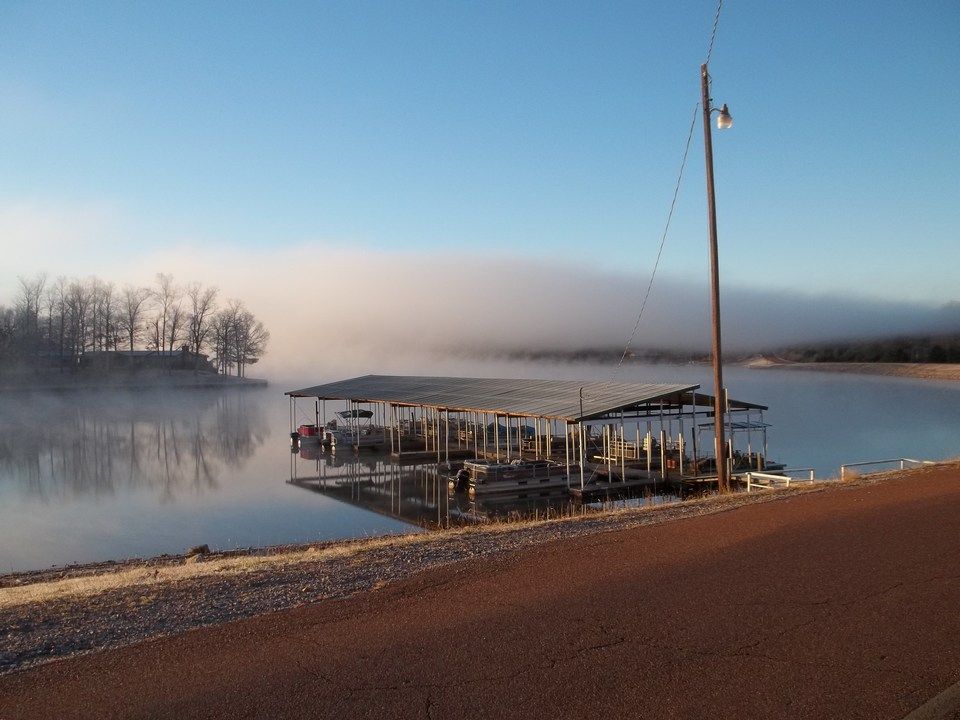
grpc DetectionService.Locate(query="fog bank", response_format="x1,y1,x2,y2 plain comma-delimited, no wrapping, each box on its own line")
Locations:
127,243,957,380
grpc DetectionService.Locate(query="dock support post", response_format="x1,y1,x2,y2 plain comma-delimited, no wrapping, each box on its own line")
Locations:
646,428,652,476
483,414,488,458
565,423,571,489
578,422,585,491
605,425,611,477
620,411,626,483
660,428,667,481
678,407,685,477
691,392,698,477
518,416,523,460
761,410,767,469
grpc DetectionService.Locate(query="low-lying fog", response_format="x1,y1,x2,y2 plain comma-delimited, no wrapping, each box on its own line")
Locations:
141,244,957,382
3,241,958,383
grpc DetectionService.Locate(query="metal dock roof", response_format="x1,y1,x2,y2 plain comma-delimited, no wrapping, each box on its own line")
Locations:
286,374,767,422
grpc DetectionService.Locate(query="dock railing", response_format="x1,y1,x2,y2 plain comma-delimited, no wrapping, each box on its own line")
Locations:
839,457,935,481
745,468,816,492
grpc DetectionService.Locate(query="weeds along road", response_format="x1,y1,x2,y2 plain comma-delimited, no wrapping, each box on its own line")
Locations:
2,464,959,719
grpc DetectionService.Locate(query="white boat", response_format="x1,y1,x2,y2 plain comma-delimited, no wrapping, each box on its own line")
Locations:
323,410,387,450
450,459,579,495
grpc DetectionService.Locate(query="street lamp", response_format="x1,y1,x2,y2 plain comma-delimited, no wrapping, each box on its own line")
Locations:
716,103,734,130
700,62,733,493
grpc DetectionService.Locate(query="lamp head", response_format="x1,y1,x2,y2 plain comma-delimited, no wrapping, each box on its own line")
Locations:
716,103,733,130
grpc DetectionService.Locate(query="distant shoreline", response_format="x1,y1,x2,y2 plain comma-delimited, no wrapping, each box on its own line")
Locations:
744,357,960,382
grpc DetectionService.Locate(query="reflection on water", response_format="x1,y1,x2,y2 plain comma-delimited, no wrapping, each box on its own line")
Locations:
290,451,464,528
0,391,267,502
0,387,415,572
288,444,686,529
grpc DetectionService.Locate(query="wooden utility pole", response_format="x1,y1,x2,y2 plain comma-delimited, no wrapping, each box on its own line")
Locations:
700,62,729,493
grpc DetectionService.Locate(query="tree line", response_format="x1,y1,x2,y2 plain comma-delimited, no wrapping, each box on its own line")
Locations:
0,273,269,377
777,335,960,364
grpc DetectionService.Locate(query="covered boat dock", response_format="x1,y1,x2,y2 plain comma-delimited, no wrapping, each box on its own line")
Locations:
286,375,769,491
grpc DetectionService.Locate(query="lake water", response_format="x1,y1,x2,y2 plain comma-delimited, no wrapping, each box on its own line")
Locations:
1,362,958,572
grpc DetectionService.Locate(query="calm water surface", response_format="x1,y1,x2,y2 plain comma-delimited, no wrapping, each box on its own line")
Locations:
1,362,958,572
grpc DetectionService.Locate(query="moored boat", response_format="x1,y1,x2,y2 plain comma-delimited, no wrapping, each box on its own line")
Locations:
450,458,580,495
297,424,322,443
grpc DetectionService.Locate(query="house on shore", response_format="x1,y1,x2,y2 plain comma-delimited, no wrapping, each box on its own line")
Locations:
79,348,216,373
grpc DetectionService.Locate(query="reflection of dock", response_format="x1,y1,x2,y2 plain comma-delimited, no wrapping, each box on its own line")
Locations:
288,451,481,528
288,475,458,529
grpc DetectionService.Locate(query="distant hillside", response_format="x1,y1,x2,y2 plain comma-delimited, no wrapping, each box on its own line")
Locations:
773,334,960,364
469,347,711,365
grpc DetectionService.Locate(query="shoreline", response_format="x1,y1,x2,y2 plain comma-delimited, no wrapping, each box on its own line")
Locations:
2,462,957,677
744,358,960,382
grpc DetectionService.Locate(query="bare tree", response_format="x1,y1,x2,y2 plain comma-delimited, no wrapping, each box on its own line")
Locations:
235,311,269,377
89,279,120,351
212,300,270,377
210,301,240,375
65,279,93,362
14,274,47,357
46,278,69,370
152,273,180,354
118,286,151,351
215,301,269,378
0,306,16,362
186,282,219,371
209,313,227,374
167,299,186,357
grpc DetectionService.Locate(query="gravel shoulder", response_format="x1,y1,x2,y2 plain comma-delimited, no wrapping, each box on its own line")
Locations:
2,465,954,677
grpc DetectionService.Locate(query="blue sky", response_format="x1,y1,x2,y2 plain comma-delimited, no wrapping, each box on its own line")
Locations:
1,0,958,307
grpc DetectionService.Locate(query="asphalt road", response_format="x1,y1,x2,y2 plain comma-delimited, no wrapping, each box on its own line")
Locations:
2,467,959,719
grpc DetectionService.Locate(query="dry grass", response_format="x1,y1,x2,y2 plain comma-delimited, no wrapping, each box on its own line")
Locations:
0,534,431,610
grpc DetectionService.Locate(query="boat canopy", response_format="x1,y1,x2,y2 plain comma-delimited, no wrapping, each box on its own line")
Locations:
287,374,767,423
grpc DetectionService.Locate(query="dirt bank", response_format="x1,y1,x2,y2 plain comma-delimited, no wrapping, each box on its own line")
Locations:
2,462,960,718
745,358,960,382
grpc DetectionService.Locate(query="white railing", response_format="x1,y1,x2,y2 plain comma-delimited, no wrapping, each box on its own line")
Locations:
782,467,817,482
839,458,935,481
744,468,816,492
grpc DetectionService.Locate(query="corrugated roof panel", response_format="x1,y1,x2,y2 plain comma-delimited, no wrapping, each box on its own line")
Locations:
285,375,720,422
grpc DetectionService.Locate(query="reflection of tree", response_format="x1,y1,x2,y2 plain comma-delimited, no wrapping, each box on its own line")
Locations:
0,390,267,501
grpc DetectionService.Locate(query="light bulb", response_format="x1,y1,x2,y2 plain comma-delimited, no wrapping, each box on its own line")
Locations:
716,104,733,130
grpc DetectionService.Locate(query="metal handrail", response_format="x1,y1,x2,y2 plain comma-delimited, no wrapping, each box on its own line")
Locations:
745,472,795,491
840,458,935,480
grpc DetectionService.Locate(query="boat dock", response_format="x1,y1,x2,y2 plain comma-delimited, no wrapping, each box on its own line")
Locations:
286,374,772,498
